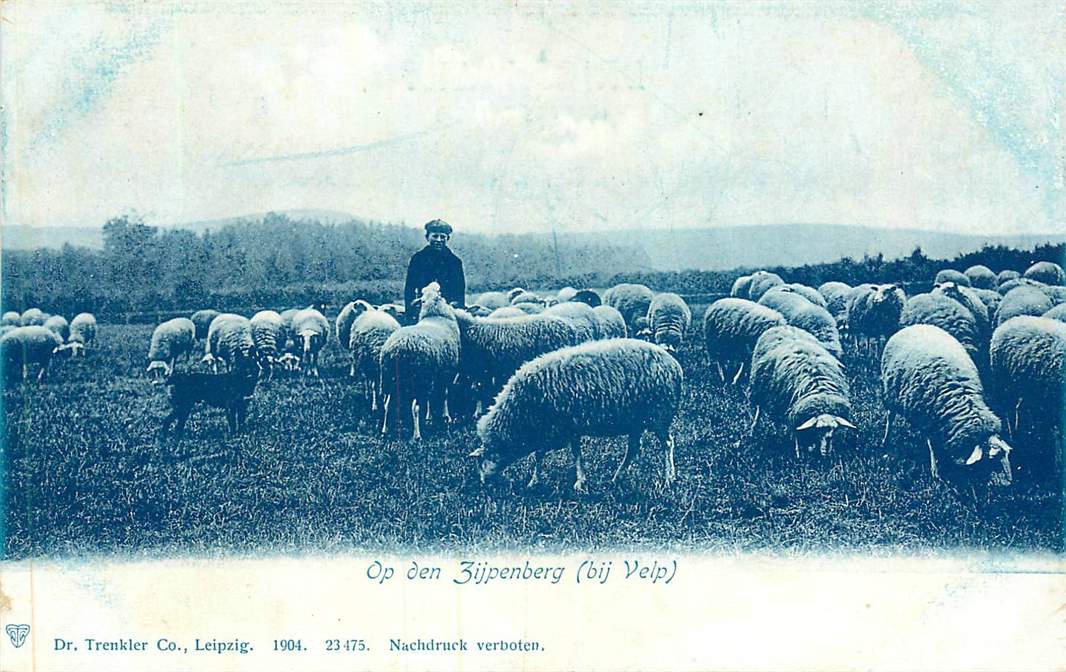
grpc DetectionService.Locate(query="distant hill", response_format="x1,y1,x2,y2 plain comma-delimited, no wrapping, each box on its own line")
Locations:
562,224,1066,271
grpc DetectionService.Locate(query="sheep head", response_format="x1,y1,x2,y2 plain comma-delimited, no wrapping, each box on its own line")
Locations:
298,329,321,356
468,444,501,484
276,353,300,371
146,359,172,383
795,414,856,457
959,435,1013,487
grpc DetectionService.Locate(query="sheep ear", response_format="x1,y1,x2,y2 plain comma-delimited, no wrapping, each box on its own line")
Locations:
468,446,485,458
965,445,984,465
795,417,818,431
836,417,857,429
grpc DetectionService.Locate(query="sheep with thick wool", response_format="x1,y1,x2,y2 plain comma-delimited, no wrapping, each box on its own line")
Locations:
932,282,991,342
1024,261,1065,285
380,283,461,440
20,308,48,326
511,302,545,315
934,269,970,287
817,281,852,323
899,293,981,361
996,270,1021,286
881,325,1012,487
476,291,510,310
472,338,683,492
190,309,221,341
592,305,627,339
556,287,578,303
250,310,288,379
147,317,197,381
964,265,997,289
68,313,97,352
646,292,691,353
1043,304,1066,323
757,289,843,358
204,314,256,372
510,291,545,306
44,315,70,342
780,283,827,308
997,277,1044,296
746,271,784,302
334,300,372,374
2,311,20,327
748,327,855,458
291,307,330,377
971,288,1002,317
995,286,1053,327
489,306,526,319
702,298,786,384
542,301,598,342
603,283,655,332
989,317,1066,449
844,283,906,347
1,326,80,381
348,306,401,411
731,275,753,298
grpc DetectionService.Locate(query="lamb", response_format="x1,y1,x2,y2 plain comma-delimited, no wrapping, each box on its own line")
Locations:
1023,261,1065,285
730,275,753,298
994,286,1053,327
603,283,655,332
471,338,683,492
963,265,997,289
1,326,80,381
542,301,599,342
881,325,1012,487
291,307,330,377
203,314,256,372
571,289,602,307
2,311,20,327
702,298,786,384
645,293,691,353
348,306,401,411
592,305,627,339
989,317,1066,447
844,283,906,348
489,306,526,319
453,309,578,413
190,309,221,341
43,315,70,342
748,327,855,458
249,310,288,379
996,270,1020,286
933,269,970,287
1043,304,1066,323
476,291,511,310
19,308,48,326
69,313,97,348
899,293,981,361
746,271,784,301
380,282,461,440
817,281,853,322
147,317,197,381
757,289,843,358
160,357,260,440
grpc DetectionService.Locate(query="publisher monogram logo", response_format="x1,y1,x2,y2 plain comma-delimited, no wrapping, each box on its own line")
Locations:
5,624,30,648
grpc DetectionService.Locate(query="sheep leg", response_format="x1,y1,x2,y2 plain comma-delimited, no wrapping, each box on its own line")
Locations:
570,440,588,493
380,395,391,435
927,439,939,480
715,361,725,383
527,452,544,488
349,357,356,378
731,362,745,385
794,435,801,459
881,412,895,448
1013,400,1022,436
442,397,452,424
613,432,642,483
658,431,677,485
748,406,761,437
411,399,422,441
173,408,190,439
36,363,48,383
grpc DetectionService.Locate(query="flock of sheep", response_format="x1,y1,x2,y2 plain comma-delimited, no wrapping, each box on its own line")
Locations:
2,258,1064,495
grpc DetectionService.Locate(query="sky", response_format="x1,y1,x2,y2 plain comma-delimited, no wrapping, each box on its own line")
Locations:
2,1,1063,237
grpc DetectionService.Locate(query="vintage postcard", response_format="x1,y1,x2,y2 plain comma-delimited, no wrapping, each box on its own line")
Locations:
1,1,1063,670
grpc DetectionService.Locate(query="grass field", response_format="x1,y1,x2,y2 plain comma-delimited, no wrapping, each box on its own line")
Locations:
2,317,1062,559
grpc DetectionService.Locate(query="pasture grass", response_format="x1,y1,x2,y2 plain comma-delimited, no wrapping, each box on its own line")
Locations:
2,320,1062,559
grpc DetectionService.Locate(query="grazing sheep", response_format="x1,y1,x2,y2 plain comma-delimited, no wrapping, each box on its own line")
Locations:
932,282,991,341
702,298,786,384
335,301,369,353
964,265,997,289
757,289,842,358
147,317,197,381
542,302,598,342
453,309,578,413
511,302,545,315
989,317,1066,448
466,304,494,317
632,315,651,339
204,314,256,372
934,269,971,287
19,308,48,326
646,293,691,353
380,283,461,440
190,309,221,341
731,275,753,298
845,283,906,348
997,277,1045,296
68,313,97,353
996,270,1020,286
489,306,526,319
510,291,545,306
556,287,578,303
348,307,401,411
881,325,1012,487
603,283,655,331
291,307,330,377
43,315,70,342
507,287,527,302
995,286,1053,327
592,305,627,339
1,326,80,381
471,338,684,492
1043,304,1066,323
746,271,784,301
749,328,855,458
570,289,602,307
250,310,288,379
2,311,20,327
781,283,827,308
817,281,853,322
971,288,1002,316
1023,261,1065,285
1043,285,1066,306
476,291,511,310
378,303,406,324
899,293,981,361
160,358,260,440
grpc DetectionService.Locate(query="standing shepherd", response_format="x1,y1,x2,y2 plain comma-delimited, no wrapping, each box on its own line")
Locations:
404,219,466,322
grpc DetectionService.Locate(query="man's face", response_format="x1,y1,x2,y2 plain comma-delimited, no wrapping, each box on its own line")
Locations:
427,232,450,250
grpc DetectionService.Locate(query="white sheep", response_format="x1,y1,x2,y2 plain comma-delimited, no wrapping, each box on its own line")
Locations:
471,338,684,492
749,327,855,458
702,298,786,384
1043,285,1066,306
488,306,526,319
1043,304,1066,323
996,277,1045,296
592,305,627,339
932,282,991,342
646,292,691,353
2,311,20,327
934,269,970,287
335,300,374,373
989,316,1065,449
19,308,48,326
730,275,753,298
204,314,256,372
380,283,461,440
348,306,401,411
780,283,827,308
899,293,981,362
0,325,15,338
603,283,655,332
279,308,300,351
506,287,527,302
881,325,1012,487
542,302,598,342
994,285,1053,327
1,326,80,381
511,302,545,315
43,315,70,342
963,265,997,290
817,281,852,323
996,269,1020,287
147,317,197,381
1023,261,1065,285
556,287,578,303
971,288,1002,317
190,309,221,341
510,291,545,307
476,291,511,310
291,307,330,377
757,288,843,358
250,310,287,379
746,271,784,301
844,283,906,349
68,313,97,353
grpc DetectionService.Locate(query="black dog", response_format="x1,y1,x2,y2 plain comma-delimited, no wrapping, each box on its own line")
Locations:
160,361,260,439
